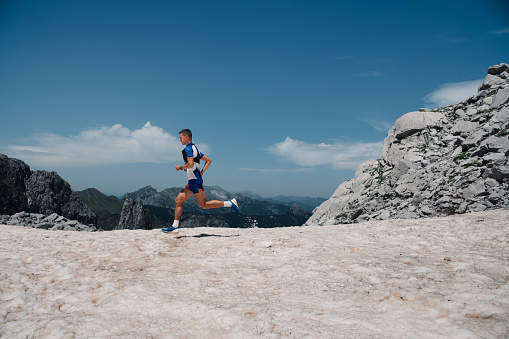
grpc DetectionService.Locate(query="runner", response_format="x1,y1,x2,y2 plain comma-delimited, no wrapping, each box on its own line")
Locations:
162,129,239,233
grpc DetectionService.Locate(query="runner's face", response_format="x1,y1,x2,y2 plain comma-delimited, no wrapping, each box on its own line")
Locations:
179,133,190,145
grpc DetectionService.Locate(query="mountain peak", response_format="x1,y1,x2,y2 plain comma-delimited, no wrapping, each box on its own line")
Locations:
307,63,509,225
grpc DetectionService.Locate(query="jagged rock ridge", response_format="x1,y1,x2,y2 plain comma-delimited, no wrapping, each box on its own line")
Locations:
0,154,96,224
307,63,509,225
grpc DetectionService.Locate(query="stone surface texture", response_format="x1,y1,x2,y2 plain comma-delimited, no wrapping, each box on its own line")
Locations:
307,64,509,226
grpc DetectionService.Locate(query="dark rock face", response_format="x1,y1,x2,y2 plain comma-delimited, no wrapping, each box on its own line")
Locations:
26,170,71,214
116,199,152,230
488,63,509,75
0,154,31,214
0,154,96,224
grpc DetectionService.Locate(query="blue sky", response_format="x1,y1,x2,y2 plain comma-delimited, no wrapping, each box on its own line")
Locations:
1,0,508,198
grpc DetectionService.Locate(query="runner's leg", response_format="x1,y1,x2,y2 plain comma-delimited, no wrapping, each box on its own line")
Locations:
175,188,193,220
194,189,225,209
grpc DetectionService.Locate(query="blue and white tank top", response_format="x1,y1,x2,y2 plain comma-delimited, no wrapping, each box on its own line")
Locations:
183,143,205,183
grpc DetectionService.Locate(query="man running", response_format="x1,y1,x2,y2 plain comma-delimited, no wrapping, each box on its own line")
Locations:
162,129,239,233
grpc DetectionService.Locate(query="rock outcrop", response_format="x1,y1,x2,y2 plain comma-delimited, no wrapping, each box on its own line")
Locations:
116,199,152,230
306,63,509,225
0,154,32,214
0,154,96,224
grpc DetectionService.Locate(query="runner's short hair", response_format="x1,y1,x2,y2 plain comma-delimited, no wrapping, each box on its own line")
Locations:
179,129,192,140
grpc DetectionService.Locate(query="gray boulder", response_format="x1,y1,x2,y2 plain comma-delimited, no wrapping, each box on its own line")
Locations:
479,135,509,154
390,111,445,140
490,167,509,182
382,112,445,167
451,120,479,136
488,63,509,75
491,86,509,109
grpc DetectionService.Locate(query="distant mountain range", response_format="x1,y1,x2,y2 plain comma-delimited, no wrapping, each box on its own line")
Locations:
76,185,325,230
1,152,324,231
237,190,326,213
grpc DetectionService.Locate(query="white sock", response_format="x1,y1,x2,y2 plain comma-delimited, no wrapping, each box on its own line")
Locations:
223,201,232,208
172,220,179,228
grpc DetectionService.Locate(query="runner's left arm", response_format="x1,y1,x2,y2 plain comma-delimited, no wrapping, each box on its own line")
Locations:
200,155,212,176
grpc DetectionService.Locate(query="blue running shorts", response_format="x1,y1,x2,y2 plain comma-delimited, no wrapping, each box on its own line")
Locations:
185,179,204,194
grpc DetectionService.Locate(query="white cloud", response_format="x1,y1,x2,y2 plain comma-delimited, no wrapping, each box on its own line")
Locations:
360,118,394,133
488,27,509,35
424,79,483,108
8,122,199,168
265,137,383,170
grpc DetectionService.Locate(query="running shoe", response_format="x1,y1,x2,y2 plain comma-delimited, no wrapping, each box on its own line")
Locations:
161,226,179,233
230,198,239,215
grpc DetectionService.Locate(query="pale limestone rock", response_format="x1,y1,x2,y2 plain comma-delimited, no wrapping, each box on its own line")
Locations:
308,63,509,226
491,86,509,108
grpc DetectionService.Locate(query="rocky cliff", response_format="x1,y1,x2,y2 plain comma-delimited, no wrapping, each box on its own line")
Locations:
116,199,152,230
0,154,96,224
0,154,32,213
306,63,509,225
